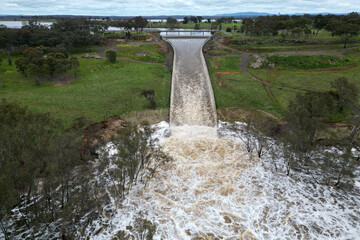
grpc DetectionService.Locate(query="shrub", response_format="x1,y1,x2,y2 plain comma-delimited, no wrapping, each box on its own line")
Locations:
105,49,117,63
226,27,232,32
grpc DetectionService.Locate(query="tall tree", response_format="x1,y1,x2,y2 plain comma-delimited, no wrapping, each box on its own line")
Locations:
333,22,360,48
189,16,198,23
331,77,359,112
46,52,71,77
130,16,149,33
211,22,219,31
313,14,327,35
166,17,178,29
285,91,334,149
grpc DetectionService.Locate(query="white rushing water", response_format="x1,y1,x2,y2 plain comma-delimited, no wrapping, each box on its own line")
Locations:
86,37,359,239
91,121,360,240
166,37,217,127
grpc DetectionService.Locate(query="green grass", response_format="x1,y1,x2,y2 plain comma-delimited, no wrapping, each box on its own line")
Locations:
115,44,165,63
212,56,241,72
249,64,360,93
208,36,360,121
207,50,360,121
0,57,171,126
207,56,280,116
248,61,360,121
264,55,351,70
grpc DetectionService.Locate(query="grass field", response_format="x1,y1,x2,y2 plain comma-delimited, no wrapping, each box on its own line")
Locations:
115,43,165,63
206,48,360,120
207,56,280,116
0,57,171,126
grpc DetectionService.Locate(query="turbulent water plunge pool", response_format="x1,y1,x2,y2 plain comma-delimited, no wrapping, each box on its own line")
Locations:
91,36,360,239
93,121,360,239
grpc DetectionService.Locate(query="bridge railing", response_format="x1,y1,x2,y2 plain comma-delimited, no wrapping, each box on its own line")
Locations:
160,30,213,37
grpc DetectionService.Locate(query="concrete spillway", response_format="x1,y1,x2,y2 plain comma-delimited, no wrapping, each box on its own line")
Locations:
165,37,217,127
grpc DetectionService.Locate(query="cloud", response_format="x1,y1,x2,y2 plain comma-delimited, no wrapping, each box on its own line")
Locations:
1,0,359,16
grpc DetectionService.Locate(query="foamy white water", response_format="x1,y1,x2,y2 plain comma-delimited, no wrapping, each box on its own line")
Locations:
86,36,359,239
89,122,360,240
166,37,217,127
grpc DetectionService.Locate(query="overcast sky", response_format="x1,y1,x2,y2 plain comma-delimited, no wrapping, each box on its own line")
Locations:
1,0,359,16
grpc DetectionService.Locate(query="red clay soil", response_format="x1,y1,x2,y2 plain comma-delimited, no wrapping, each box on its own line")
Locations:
82,115,126,154
216,73,223,86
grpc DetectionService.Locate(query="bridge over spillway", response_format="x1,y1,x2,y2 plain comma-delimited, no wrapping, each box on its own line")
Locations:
162,31,217,127
161,30,213,38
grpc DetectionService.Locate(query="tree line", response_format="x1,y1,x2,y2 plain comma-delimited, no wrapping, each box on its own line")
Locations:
240,12,360,47
110,16,149,33
0,18,105,53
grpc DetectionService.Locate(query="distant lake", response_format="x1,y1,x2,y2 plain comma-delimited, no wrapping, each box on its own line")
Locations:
0,20,183,29
0,21,52,29
0,21,211,33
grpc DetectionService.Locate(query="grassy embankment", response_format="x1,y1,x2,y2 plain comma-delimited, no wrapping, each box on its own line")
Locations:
207,33,360,121
0,46,171,126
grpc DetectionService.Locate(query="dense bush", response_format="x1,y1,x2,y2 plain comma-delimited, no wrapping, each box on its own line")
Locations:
105,49,117,63
0,99,99,239
15,46,79,83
